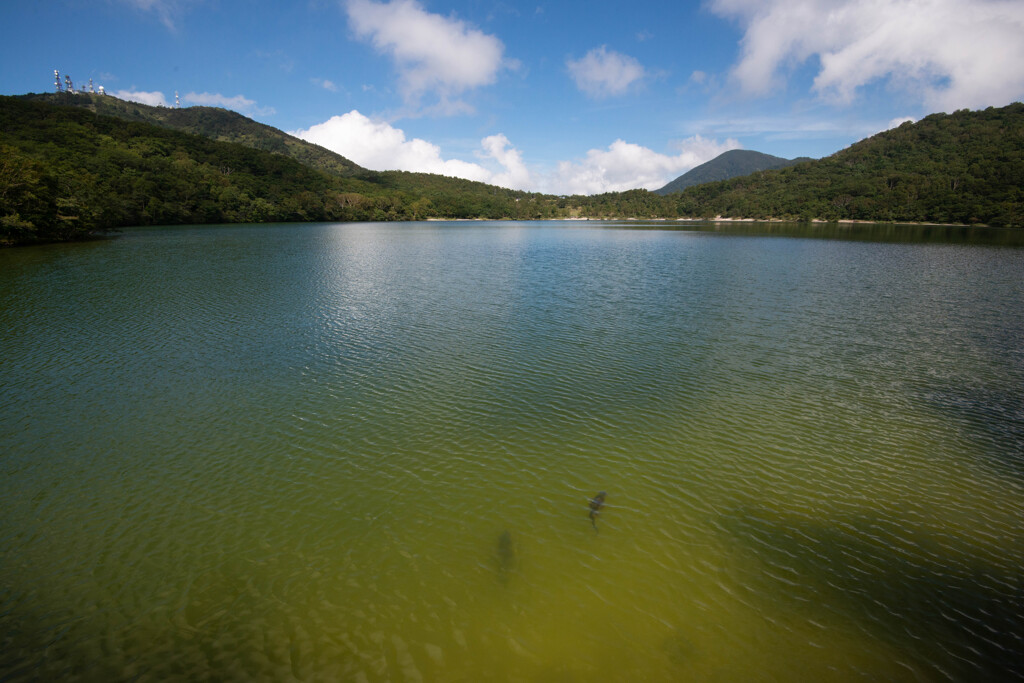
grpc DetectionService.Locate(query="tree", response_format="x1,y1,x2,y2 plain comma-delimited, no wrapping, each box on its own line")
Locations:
0,146,54,244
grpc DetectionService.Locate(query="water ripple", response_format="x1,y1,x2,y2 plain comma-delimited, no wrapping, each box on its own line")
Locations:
1,223,1022,681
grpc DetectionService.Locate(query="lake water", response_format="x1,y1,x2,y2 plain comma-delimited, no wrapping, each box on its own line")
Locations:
1,221,1022,682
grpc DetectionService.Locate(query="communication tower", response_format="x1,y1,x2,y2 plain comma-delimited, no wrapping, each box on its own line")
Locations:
88,78,95,94
64,75,74,93
54,69,63,93
175,91,180,109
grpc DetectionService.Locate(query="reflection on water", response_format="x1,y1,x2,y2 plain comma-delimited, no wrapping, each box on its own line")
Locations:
637,220,1024,246
1,221,1022,681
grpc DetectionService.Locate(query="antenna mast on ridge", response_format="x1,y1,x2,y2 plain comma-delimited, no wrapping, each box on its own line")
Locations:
53,69,105,96
175,91,180,109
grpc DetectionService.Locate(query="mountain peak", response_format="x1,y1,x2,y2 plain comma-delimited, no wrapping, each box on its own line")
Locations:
655,149,808,195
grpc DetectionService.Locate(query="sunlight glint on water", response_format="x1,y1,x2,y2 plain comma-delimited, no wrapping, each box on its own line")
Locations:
1,222,1022,682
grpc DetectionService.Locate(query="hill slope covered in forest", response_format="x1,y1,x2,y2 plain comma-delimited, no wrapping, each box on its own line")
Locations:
2,96,1021,245
654,149,810,195
22,92,366,179
669,104,1023,225
0,96,553,244
16,92,560,219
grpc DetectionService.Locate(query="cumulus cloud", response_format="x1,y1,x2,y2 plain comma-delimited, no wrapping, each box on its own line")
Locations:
345,0,507,111
293,112,739,195
291,111,531,188
479,134,531,190
548,136,741,195
113,90,169,107
710,0,1024,111
567,46,647,98
183,92,275,116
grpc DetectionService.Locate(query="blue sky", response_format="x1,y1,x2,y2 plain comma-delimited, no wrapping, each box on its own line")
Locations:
3,0,1023,194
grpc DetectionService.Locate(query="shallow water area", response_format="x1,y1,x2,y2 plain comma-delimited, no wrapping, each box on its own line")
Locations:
2,221,1022,681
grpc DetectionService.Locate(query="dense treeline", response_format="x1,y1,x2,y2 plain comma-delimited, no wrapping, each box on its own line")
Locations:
23,92,366,178
364,170,567,220
2,96,1022,245
669,104,1024,226
0,97,546,244
1,97,369,244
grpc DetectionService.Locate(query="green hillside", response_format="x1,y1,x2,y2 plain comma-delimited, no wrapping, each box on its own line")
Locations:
670,104,1024,226
654,149,809,195
22,92,366,178
0,96,555,245
2,95,1021,246
16,92,558,221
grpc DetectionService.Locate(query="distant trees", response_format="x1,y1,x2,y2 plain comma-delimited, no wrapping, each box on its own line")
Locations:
667,104,1023,227
2,96,1022,246
0,98,388,244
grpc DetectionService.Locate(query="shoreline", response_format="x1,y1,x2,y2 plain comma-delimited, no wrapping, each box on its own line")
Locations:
429,216,986,228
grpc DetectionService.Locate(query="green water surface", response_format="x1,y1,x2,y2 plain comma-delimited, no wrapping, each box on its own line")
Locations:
1,222,1022,681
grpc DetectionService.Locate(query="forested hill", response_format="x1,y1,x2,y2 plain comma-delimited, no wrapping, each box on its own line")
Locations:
11,92,561,223
671,104,1024,226
2,96,1021,246
654,149,809,195
21,92,366,178
0,96,551,245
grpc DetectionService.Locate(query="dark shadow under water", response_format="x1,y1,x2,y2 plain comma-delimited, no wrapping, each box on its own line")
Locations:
918,383,1024,480
496,529,516,584
720,507,1024,682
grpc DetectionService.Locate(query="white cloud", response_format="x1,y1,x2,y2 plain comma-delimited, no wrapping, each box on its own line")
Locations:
291,111,533,188
119,0,191,31
710,0,1024,111
547,136,741,195
886,116,917,131
345,0,507,111
479,134,531,190
293,112,739,195
110,89,275,116
313,78,339,92
567,46,647,98
182,92,275,116
686,114,881,142
184,91,253,109
113,90,169,107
